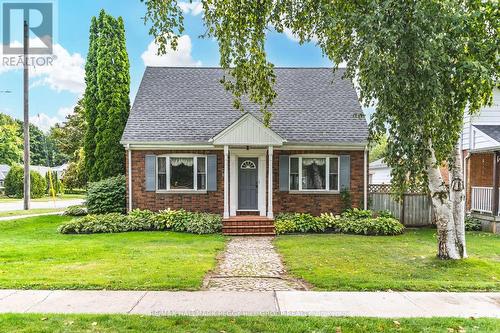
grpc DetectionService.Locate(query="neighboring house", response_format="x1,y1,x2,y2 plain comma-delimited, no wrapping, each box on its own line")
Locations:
369,158,449,186
461,88,500,232
369,159,392,184
121,67,369,234
0,164,9,190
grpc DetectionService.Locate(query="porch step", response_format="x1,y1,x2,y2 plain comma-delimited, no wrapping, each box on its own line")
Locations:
222,216,275,236
222,231,276,236
223,220,275,227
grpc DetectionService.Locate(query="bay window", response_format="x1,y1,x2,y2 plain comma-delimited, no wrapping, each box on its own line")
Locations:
157,156,207,191
289,156,340,192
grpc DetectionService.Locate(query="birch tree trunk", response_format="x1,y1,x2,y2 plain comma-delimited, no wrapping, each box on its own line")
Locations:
426,140,466,259
449,145,467,258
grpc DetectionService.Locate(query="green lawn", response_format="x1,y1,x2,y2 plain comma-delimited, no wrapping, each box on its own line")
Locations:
0,216,226,290
0,314,498,333
0,193,86,203
275,228,500,291
0,208,64,218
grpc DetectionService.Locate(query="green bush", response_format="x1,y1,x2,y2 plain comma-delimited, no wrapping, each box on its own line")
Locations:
45,170,64,195
58,209,222,235
465,214,482,231
63,205,88,216
86,175,126,214
153,209,190,231
153,209,222,234
129,208,155,222
4,165,47,198
275,209,404,236
275,217,297,235
30,171,46,198
342,208,373,220
376,210,395,218
58,213,130,234
184,212,222,234
275,213,326,234
321,213,404,236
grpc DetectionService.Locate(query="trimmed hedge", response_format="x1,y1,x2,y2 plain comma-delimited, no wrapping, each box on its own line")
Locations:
58,209,222,235
86,175,126,214
275,209,405,236
4,165,47,198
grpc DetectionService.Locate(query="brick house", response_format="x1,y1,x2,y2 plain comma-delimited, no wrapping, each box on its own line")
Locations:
121,67,369,234
462,88,500,233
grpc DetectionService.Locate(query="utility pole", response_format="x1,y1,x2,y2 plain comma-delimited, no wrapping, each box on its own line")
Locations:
23,20,30,210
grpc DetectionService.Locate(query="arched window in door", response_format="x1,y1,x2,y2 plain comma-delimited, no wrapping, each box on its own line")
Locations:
240,160,256,169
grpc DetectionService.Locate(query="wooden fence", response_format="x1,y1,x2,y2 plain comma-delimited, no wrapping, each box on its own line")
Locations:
369,185,434,227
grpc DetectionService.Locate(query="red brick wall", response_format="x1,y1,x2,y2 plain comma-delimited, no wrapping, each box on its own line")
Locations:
469,153,494,187
466,152,494,211
272,150,365,216
127,150,224,213
127,148,366,216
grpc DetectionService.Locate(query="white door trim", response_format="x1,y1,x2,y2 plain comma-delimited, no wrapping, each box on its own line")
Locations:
229,149,267,216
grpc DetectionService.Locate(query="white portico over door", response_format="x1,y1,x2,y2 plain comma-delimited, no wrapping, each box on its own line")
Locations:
209,113,285,218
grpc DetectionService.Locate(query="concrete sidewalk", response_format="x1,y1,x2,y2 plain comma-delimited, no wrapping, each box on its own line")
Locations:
0,290,498,318
0,199,84,212
0,211,63,222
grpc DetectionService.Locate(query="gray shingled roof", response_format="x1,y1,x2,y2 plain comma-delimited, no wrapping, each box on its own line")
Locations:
474,125,500,143
121,67,368,144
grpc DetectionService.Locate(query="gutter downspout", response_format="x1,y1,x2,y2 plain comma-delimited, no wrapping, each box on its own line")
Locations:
127,144,132,212
364,146,368,210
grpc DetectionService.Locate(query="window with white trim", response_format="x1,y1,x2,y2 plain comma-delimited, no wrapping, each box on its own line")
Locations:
157,156,207,191
289,156,340,191
329,157,339,191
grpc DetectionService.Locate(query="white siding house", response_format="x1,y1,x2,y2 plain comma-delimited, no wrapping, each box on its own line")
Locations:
462,88,500,152
369,159,392,184
461,88,500,233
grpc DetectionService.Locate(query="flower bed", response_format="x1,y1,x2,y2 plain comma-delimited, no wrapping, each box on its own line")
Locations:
275,209,404,236
58,209,222,235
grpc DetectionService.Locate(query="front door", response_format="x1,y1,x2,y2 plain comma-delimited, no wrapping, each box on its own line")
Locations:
238,158,258,210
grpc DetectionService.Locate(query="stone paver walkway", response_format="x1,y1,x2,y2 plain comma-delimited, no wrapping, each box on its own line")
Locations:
204,237,305,291
0,290,498,317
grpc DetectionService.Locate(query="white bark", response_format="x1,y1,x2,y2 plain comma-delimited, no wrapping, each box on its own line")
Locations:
425,140,466,259
450,145,467,258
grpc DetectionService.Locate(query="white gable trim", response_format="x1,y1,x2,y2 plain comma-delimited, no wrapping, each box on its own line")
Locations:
470,126,500,151
210,113,285,146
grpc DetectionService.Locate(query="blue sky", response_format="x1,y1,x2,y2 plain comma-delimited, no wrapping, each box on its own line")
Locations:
0,0,350,132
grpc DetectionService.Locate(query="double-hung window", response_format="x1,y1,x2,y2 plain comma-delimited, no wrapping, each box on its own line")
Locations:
289,156,340,192
157,156,207,191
